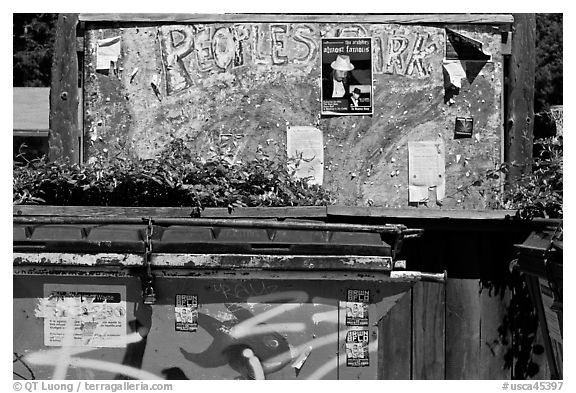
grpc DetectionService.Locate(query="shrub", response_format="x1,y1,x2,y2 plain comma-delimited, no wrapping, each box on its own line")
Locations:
13,138,334,210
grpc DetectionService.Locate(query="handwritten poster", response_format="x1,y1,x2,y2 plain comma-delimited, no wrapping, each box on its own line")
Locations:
36,284,127,348
286,126,324,185
408,141,446,203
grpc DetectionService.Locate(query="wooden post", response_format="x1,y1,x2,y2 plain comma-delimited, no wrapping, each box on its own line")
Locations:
49,13,79,163
505,13,536,187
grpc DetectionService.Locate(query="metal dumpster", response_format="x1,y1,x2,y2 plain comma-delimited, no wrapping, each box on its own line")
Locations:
13,217,441,380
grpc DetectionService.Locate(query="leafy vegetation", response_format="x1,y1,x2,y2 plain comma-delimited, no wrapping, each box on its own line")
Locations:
503,136,563,219
13,138,334,210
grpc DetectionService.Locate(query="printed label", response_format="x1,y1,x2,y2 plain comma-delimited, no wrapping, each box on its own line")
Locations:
175,295,198,332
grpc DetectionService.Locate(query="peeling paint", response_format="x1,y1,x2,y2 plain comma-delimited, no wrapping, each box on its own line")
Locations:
13,253,143,267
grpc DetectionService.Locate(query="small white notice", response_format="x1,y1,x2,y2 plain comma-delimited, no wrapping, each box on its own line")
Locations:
96,36,121,71
286,126,324,185
408,140,446,203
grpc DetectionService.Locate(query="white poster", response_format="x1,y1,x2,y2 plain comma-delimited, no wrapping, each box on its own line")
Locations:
35,284,127,348
408,141,446,203
287,126,324,185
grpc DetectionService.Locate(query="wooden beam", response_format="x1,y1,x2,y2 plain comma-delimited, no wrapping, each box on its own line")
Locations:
49,13,80,163
13,205,327,219
505,14,536,188
327,206,517,220
79,13,514,25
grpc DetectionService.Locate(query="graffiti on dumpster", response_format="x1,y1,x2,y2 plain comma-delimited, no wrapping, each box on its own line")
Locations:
13,352,36,380
23,329,162,380
179,291,308,378
212,281,279,300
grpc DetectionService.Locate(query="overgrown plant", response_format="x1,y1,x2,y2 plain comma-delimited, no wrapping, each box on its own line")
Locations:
503,136,563,219
13,138,334,210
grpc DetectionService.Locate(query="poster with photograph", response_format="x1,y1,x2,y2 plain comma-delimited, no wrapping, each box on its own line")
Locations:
36,284,127,348
175,294,198,332
345,329,370,367
346,289,370,326
321,38,373,116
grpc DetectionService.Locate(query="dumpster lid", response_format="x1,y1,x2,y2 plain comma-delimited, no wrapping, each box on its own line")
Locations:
13,221,392,256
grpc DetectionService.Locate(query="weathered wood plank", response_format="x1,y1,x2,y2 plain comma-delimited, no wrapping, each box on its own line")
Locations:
412,281,445,379
527,324,552,380
524,275,560,379
13,205,327,218
446,279,481,379
327,206,516,220
480,286,512,379
378,290,411,379
505,14,536,187
49,13,79,163
79,13,514,25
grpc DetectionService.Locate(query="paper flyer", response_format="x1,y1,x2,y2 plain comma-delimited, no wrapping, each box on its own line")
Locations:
346,289,370,326
321,38,373,116
345,329,370,367
96,36,121,71
408,141,446,203
286,126,324,185
175,294,199,332
36,284,127,348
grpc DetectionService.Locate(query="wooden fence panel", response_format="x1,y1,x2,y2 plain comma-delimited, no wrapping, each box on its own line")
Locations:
446,279,481,379
480,287,512,379
378,291,412,379
412,281,445,379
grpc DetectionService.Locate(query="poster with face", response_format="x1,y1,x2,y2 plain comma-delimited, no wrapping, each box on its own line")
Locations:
346,289,370,326
345,329,369,367
321,38,373,116
175,294,198,332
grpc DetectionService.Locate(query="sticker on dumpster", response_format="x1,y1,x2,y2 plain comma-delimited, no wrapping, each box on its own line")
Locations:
346,289,370,326
175,295,198,332
345,329,369,367
35,284,127,348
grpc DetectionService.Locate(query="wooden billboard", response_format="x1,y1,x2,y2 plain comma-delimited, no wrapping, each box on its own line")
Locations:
68,14,514,210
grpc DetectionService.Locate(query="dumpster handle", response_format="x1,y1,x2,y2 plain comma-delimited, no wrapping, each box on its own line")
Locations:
142,218,157,305
390,270,447,283
13,215,417,235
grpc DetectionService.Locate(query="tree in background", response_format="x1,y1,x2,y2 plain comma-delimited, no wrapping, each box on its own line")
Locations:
535,14,563,113
13,13,58,87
